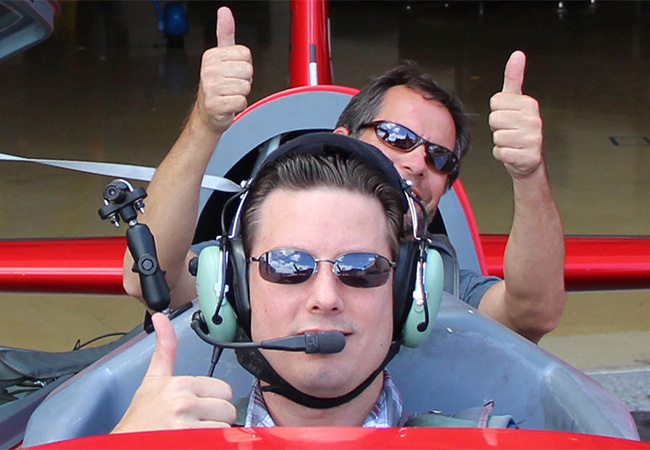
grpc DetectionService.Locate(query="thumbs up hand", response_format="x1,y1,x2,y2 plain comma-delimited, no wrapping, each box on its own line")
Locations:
196,7,253,135
112,313,236,433
489,51,544,180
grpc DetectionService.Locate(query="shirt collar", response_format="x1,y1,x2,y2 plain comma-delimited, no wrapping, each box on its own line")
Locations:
244,371,403,427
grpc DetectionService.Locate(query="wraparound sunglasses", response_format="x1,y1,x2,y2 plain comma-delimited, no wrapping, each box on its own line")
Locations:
248,249,396,288
360,120,459,174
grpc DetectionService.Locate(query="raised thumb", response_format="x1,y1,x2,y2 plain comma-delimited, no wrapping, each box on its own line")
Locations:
216,6,236,47
144,313,178,378
502,50,526,95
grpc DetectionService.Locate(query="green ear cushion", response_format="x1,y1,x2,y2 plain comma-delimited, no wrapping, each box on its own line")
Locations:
196,245,238,342
402,248,443,348
197,245,443,347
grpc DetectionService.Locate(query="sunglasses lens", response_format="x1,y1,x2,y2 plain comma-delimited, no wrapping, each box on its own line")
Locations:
376,123,418,150
334,253,393,288
254,250,393,288
427,146,458,174
259,249,315,284
372,121,459,174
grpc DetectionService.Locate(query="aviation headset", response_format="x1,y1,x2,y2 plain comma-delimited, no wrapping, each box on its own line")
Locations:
194,132,443,351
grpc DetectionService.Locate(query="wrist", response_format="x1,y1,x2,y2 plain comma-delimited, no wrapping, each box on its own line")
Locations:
193,90,234,136
183,103,225,145
509,159,546,183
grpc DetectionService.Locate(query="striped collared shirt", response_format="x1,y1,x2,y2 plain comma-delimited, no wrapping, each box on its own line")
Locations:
244,371,403,427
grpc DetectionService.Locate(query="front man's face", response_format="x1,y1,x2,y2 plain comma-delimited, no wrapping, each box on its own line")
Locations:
248,187,394,399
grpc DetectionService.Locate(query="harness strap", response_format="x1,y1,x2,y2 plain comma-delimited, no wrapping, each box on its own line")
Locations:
403,401,517,429
233,396,250,427
0,151,240,192
234,395,515,429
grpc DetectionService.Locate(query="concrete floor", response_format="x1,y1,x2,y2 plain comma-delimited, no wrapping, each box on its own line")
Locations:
1,0,650,382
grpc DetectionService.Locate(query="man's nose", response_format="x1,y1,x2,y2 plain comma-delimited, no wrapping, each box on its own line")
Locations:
397,144,428,178
305,266,345,314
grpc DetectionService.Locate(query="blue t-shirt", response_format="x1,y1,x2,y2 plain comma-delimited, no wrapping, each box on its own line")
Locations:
458,269,500,309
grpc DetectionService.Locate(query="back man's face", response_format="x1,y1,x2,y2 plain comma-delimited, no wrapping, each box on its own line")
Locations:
340,85,457,219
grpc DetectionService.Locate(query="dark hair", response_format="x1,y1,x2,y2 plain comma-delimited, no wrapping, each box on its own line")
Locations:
241,152,404,260
336,61,471,188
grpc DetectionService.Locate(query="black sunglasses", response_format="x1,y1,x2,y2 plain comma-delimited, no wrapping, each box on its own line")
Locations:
248,249,396,288
360,121,459,175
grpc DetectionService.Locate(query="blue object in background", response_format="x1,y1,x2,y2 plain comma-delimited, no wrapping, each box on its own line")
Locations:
151,1,188,37
163,2,188,37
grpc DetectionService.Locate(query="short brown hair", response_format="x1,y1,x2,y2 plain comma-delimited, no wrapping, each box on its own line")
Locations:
242,152,404,260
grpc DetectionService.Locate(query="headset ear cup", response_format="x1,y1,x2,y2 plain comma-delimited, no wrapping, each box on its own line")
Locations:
227,237,251,334
392,240,419,340
402,248,443,348
196,244,238,342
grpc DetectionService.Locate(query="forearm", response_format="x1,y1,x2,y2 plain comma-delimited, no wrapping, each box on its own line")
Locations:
484,52,566,342
123,8,251,310
123,104,221,309
494,165,565,341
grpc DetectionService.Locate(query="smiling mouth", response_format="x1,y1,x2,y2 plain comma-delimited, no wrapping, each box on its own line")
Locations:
409,186,431,206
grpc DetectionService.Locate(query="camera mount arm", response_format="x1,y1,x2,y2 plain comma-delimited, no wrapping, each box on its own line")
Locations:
98,179,171,313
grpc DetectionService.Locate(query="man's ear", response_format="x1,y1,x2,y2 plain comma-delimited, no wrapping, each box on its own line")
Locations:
333,127,351,136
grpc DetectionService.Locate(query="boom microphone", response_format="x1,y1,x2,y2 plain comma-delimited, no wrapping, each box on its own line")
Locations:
191,318,346,354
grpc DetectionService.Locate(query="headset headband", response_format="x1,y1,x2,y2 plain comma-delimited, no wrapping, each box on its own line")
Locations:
229,132,427,335
195,131,440,409
228,132,419,241
252,132,409,209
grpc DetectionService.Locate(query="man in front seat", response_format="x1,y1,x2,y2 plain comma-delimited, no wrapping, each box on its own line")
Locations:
113,134,515,431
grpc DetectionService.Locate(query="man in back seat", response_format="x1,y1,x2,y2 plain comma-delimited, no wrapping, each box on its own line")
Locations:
123,7,564,344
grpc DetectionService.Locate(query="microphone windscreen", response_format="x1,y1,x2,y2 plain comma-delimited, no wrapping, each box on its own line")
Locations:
306,331,346,354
